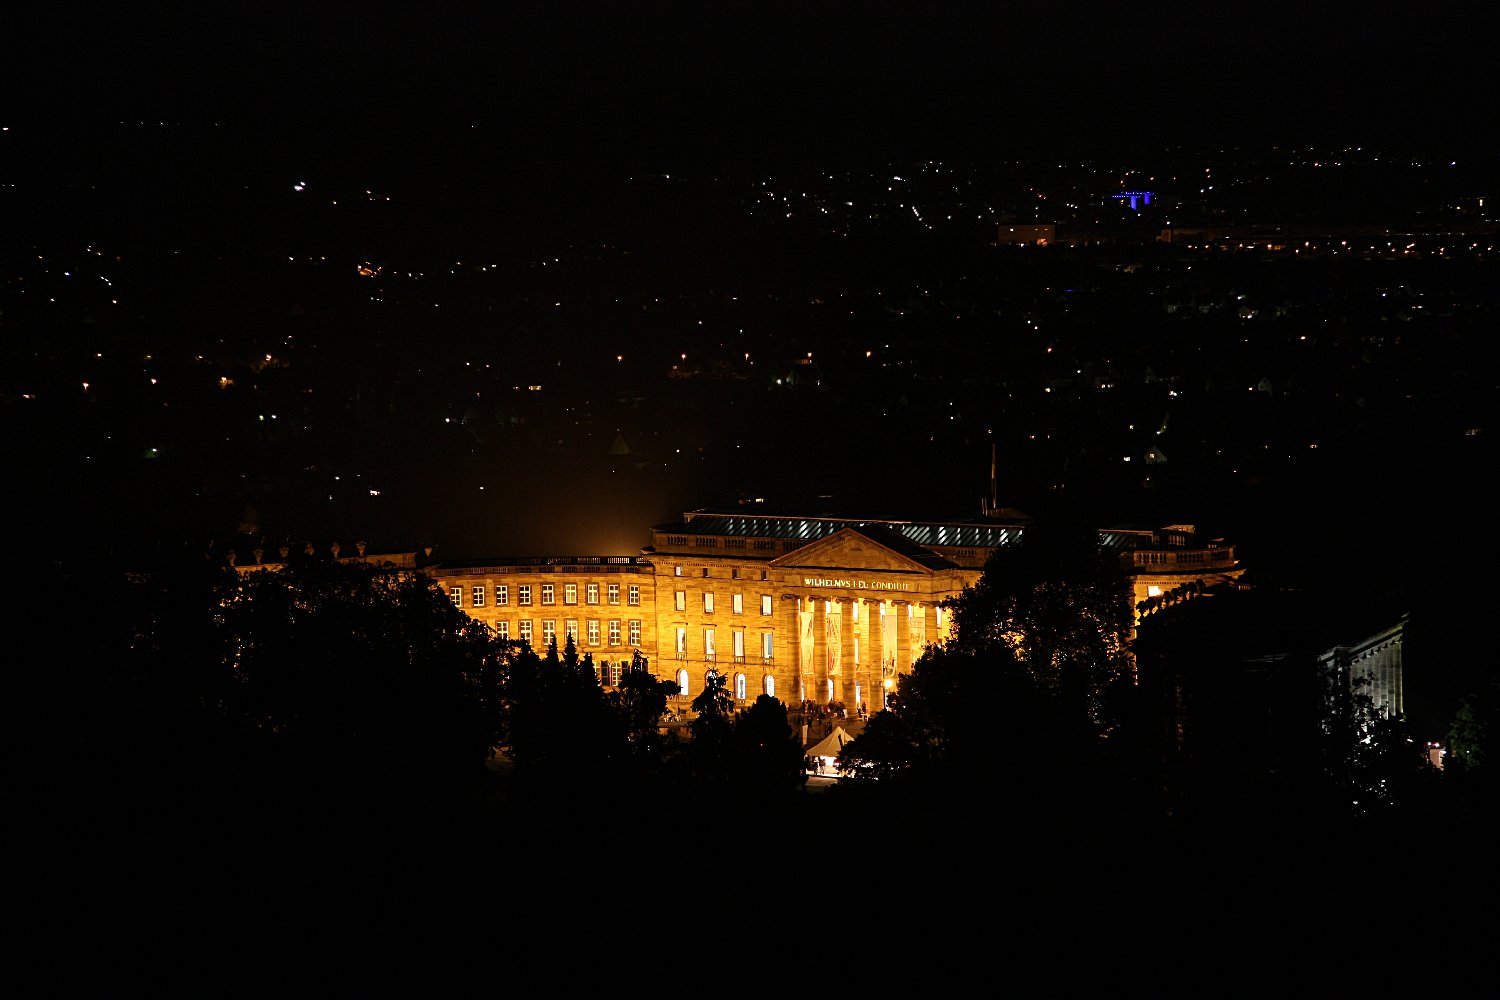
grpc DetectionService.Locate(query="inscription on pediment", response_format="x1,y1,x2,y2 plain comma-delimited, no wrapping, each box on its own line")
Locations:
771,528,930,575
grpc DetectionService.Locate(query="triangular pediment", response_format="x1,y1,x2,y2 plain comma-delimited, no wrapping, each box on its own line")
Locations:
769,526,946,575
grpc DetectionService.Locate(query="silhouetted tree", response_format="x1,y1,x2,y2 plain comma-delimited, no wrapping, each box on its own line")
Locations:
944,511,1134,731
1445,681,1499,824
729,693,806,800
605,651,679,769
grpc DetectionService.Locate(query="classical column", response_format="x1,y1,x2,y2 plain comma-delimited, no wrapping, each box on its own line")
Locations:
838,598,855,707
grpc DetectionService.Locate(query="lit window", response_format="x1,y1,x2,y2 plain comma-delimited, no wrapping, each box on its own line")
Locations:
519,619,533,643
608,620,621,645
608,583,620,604
629,620,641,646
704,592,715,614
676,668,689,696
496,621,509,640
732,593,743,615
1148,585,1162,597
761,594,772,616
565,619,578,643
675,627,686,657
496,585,509,606
734,673,746,700
733,631,745,659
542,620,557,646
764,674,775,698
518,585,532,606
628,585,640,606
471,585,486,608
564,583,577,605
449,586,463,607
675,590,686,612
704,628,716,658
762,632,773,660
542,584,555,605
588,619,600,645
586,583,599,605
674,566,683,577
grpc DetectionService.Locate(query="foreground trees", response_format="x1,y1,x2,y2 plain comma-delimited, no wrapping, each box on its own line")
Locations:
835,514,1153,827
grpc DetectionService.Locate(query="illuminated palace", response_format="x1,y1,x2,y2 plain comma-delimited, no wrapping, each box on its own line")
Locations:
424,506,1245,713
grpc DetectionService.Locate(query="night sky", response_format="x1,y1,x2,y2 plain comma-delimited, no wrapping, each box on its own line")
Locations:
5,3,1495,567
11,2,1499,159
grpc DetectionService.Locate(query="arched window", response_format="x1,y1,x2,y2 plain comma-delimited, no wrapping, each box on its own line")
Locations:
764,674,775,698
734,673,747,700
676,668,689,697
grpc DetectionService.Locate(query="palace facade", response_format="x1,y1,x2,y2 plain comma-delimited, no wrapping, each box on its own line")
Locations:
424,507,1245,714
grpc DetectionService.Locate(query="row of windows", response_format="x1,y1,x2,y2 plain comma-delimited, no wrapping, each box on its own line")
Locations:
492,619,645,647
451,583,642,609
669,670,770,701
671,565,770,581
671,591,775,615
670,628,775,661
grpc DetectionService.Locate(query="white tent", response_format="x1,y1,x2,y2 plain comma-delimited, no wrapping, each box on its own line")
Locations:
805,726,854,775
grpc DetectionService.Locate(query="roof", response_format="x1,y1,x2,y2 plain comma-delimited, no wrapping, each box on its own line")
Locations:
657,510,1030,550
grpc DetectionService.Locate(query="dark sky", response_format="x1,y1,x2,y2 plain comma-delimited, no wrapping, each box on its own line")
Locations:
11,2,1498,164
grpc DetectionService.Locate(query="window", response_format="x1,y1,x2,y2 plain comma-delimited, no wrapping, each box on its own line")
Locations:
471,585,486,608
518,585,532,606
761,570,769,580
565,619,578,643
704,628,716,659
519,619,533,644
542,620,557,646
564,583,577,605
608,620,621,646
629,620,641,646
701,567,710,578
674,590,686,612
732,593,743,615
674,566,683,577
607,662,623,687
734,673,747,700
761,594,772,616
542,584,555,605
496,584,509,606
731,567,741,580
761,632,773,661
608,583,620,605
449,586,463,607
586,583,599,605
703,592,715,614
675,628,686,658
587,619,600,645
676,668,690,696
733,630,745,659
764,674,775,698
628,585,640,606
496,621,509,640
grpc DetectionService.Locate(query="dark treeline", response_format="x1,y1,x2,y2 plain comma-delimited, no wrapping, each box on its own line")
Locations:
21,508,1494,911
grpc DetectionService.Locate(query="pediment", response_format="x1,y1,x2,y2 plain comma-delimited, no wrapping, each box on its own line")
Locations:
769,526,942,575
